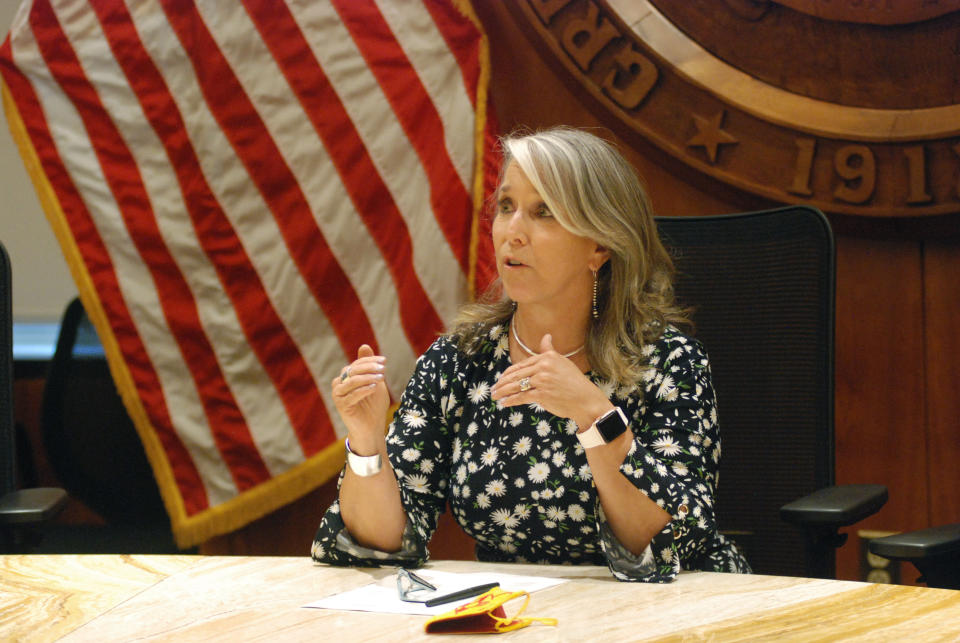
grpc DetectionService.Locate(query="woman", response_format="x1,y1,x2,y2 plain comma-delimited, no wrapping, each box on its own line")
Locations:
311,127,750,581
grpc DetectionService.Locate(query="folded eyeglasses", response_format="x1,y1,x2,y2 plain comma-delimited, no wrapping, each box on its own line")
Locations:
396,567,437,603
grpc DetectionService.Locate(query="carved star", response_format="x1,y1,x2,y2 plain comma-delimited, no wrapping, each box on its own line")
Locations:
686,110,738,164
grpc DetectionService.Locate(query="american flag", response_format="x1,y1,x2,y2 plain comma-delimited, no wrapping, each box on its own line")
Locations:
1,0,498,548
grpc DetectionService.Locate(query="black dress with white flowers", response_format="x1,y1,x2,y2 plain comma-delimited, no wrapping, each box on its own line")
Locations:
311,323,750,582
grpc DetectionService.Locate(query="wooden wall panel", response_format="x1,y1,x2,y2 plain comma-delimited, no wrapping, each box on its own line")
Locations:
923,241,960,527
832,236,929,580
472,1,765,219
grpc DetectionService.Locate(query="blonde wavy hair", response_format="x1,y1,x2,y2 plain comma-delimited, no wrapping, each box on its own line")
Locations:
450,126,690,386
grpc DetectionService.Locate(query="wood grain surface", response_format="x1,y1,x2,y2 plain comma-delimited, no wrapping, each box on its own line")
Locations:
3,556,960,642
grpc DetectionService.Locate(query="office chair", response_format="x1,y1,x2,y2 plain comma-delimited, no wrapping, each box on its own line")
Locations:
655,206,887,579
0,240,67,551
867,523,960,590
42,298,170,529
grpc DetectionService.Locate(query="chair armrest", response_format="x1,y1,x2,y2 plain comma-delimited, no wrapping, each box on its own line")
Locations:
780,484,888,528
868,523,960,590
868,523,960,561
0,488,69,524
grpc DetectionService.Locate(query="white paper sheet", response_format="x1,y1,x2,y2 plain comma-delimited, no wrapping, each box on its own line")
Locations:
303,569,567,616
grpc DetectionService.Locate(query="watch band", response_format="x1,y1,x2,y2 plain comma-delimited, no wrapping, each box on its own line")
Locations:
577,406,628,449
345,438,383,477
577,422,607,449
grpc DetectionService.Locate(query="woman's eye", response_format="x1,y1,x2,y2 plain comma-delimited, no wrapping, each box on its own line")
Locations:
535,204,552,218
497,199,514,215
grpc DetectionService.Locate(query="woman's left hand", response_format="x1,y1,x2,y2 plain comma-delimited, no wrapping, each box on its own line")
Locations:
491,334,613,429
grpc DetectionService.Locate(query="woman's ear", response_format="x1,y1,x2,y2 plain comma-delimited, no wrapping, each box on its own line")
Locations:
589,245,611,272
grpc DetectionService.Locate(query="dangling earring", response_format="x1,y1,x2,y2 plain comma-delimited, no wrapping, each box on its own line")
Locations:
591,270,599,319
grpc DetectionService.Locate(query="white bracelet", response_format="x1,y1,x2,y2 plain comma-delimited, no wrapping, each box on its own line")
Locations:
345,438,383,477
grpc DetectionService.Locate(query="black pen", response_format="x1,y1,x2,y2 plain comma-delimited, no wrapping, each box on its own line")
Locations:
424,582,500,607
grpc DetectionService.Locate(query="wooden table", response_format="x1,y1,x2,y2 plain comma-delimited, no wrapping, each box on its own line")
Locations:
2,555,959,641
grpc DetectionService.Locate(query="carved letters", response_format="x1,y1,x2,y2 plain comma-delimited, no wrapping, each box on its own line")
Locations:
790,140,955,208
528,0,659,111
559,2,618,71
602,45,657,110
903,146,932,205
788,138,816,197
833,145,876,204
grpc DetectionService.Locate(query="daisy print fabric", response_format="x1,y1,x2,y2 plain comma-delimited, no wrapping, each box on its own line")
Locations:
311,324,750,582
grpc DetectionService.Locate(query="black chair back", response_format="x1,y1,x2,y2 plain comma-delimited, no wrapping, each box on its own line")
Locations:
656,205,834,577
0,242,15,499
1,242,67,547
42,298,168,527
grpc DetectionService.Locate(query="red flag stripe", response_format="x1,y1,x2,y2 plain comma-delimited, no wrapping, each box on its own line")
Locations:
0,33,211,514
422,0,482,108
279,0,467,331
478,111,501,291
91,0,334,458
121,5,387,410
377,0,493,296
236,0,447,351
29,0,273,491
375,0,477,194
158,0,404,360
333,0,474,280
176,3,386,367
429,0,500,296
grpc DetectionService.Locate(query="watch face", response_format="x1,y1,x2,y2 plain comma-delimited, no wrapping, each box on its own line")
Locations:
596,408,627,443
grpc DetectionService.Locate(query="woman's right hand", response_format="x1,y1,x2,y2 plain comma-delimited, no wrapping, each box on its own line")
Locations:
331,344,389,450
333,345,407,552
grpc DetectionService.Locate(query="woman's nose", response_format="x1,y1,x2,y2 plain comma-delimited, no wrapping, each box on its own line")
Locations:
505,208,526,241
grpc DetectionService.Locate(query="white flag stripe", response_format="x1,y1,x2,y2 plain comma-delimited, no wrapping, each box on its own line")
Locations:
287,0,467,325
59,1,311,478
128,2,359,440
9,26,234,505
181,0,419,398
198,0,426,390
374,0,476,192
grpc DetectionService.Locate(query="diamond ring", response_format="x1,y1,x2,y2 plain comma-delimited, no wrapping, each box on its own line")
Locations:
519,377,531,392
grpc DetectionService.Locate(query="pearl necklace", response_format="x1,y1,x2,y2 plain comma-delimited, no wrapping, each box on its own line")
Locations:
511,315,585,358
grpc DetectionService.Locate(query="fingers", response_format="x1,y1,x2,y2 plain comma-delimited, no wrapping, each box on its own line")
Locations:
332,367,384,392
339,355,385,379
333,351,386,400
333,378,382,408
491,349,590,411
491,369,536,404
331,371,386,418
539,333,554,354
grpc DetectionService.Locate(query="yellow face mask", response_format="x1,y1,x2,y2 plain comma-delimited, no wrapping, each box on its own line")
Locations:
424,586,558,634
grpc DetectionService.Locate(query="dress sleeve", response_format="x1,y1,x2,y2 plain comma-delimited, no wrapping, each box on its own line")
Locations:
311,339,458,567
596,331,724,582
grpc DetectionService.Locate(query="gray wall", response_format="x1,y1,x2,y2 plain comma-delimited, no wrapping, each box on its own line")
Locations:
2,0,76,322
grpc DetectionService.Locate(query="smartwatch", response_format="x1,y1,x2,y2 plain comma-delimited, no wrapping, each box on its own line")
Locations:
577,406,628,449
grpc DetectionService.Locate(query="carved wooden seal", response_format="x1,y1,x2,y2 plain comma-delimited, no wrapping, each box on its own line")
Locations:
508,0,960,217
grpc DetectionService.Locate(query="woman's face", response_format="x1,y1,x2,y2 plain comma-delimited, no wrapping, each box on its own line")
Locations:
492,162,607,315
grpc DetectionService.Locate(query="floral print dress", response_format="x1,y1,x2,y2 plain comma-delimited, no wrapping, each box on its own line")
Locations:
311,323,751,582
